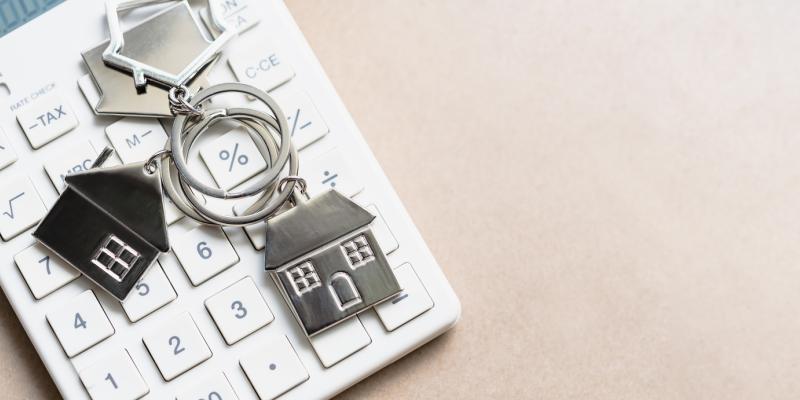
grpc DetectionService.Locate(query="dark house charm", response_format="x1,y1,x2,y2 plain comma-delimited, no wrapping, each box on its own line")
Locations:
33,161,169,300
266,190,401,336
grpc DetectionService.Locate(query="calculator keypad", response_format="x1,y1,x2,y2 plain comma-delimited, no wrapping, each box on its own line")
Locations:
47,290,115,357
0,177,46,240
175,372,239,400
14,243,80,300
240,336,309,400
228,36,294,93
78,349,149,400
15,93,78,149
375,263,434,331
272,88,329,150
105,117,168,164
120,262,176,322
143,312,212,381
304,148,364,198
0,129,17,171
308,316,371,368
205,277,274,345
173,225,240,286
42,140,97,192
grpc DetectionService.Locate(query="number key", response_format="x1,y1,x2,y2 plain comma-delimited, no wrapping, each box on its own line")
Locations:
142,312,212,380
176,372,238,400
173,225,239,285
121,262,176,322
14,243,80,299
78,349,149,400
46,290,115,357
205,277,274,345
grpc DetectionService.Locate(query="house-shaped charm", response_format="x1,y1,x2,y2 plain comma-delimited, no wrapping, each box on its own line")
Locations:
266,189,401,336
33,161,169,300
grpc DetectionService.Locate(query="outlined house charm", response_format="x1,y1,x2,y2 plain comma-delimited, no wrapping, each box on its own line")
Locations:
266,189,402,336
33,160,169,300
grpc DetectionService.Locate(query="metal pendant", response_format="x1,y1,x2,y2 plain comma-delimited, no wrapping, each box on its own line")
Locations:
266,190,401,337
33,154,169,300
80,1,218,117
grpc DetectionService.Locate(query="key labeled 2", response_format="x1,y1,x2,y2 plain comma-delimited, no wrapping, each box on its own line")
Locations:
143,312,212,381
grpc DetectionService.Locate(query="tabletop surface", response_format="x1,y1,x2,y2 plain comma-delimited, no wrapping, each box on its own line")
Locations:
4,0,800,398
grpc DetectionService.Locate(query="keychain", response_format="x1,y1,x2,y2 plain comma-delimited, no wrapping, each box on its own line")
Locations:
34,0,401,337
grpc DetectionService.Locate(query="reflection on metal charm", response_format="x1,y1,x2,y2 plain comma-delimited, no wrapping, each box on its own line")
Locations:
81,2,215,117
266,190,401,336
103,0,235,90
33,155,169,300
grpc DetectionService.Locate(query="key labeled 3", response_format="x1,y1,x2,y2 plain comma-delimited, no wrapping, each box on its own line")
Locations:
205,277,274,345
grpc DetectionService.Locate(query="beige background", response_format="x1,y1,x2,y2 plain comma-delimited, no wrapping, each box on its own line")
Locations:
5,0,800,398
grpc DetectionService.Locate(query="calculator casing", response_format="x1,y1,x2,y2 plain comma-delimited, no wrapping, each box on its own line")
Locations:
0,1,461,399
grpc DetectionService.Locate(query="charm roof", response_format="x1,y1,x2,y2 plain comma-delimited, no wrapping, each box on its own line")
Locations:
65,162,169,252
265,190,375,270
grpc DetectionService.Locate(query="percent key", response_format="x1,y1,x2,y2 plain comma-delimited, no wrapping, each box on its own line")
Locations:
200,128,268,190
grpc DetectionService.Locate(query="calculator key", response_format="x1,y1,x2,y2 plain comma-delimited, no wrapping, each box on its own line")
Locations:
16,93,78,149
208,0,260,34
42,141,97,192
0,177,46,241
242,222,265,250
200,127,268,190
176,372,238,400
143,312,212,381
105,117,168,164
78,349,149,400
173,225,240,285
77,74,101,111
164,196,184,225
273,88,329,150
205,277,274,345
308,316,371,368
365,204,399,254
0,129,18,170
375,263,434,331
240,336,308,400
14,243,80,299
46,290,115,357
121,262,176,322
304,148,363,198
229,36,294,93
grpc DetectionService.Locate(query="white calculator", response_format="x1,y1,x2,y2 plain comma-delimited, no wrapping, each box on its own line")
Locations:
0,1,460,399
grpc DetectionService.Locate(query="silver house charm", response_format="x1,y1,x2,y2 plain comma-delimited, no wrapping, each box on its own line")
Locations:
33,160,169,300
266,190,402,336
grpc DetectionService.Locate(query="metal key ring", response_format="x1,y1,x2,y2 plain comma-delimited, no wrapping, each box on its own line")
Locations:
161,117,275,224
162,108,299,226
171,82,292,200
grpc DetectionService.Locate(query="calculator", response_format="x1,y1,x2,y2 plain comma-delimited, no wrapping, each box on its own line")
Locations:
0,1,460,399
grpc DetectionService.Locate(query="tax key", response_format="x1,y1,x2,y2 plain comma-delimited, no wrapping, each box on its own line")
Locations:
16,93,78,149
